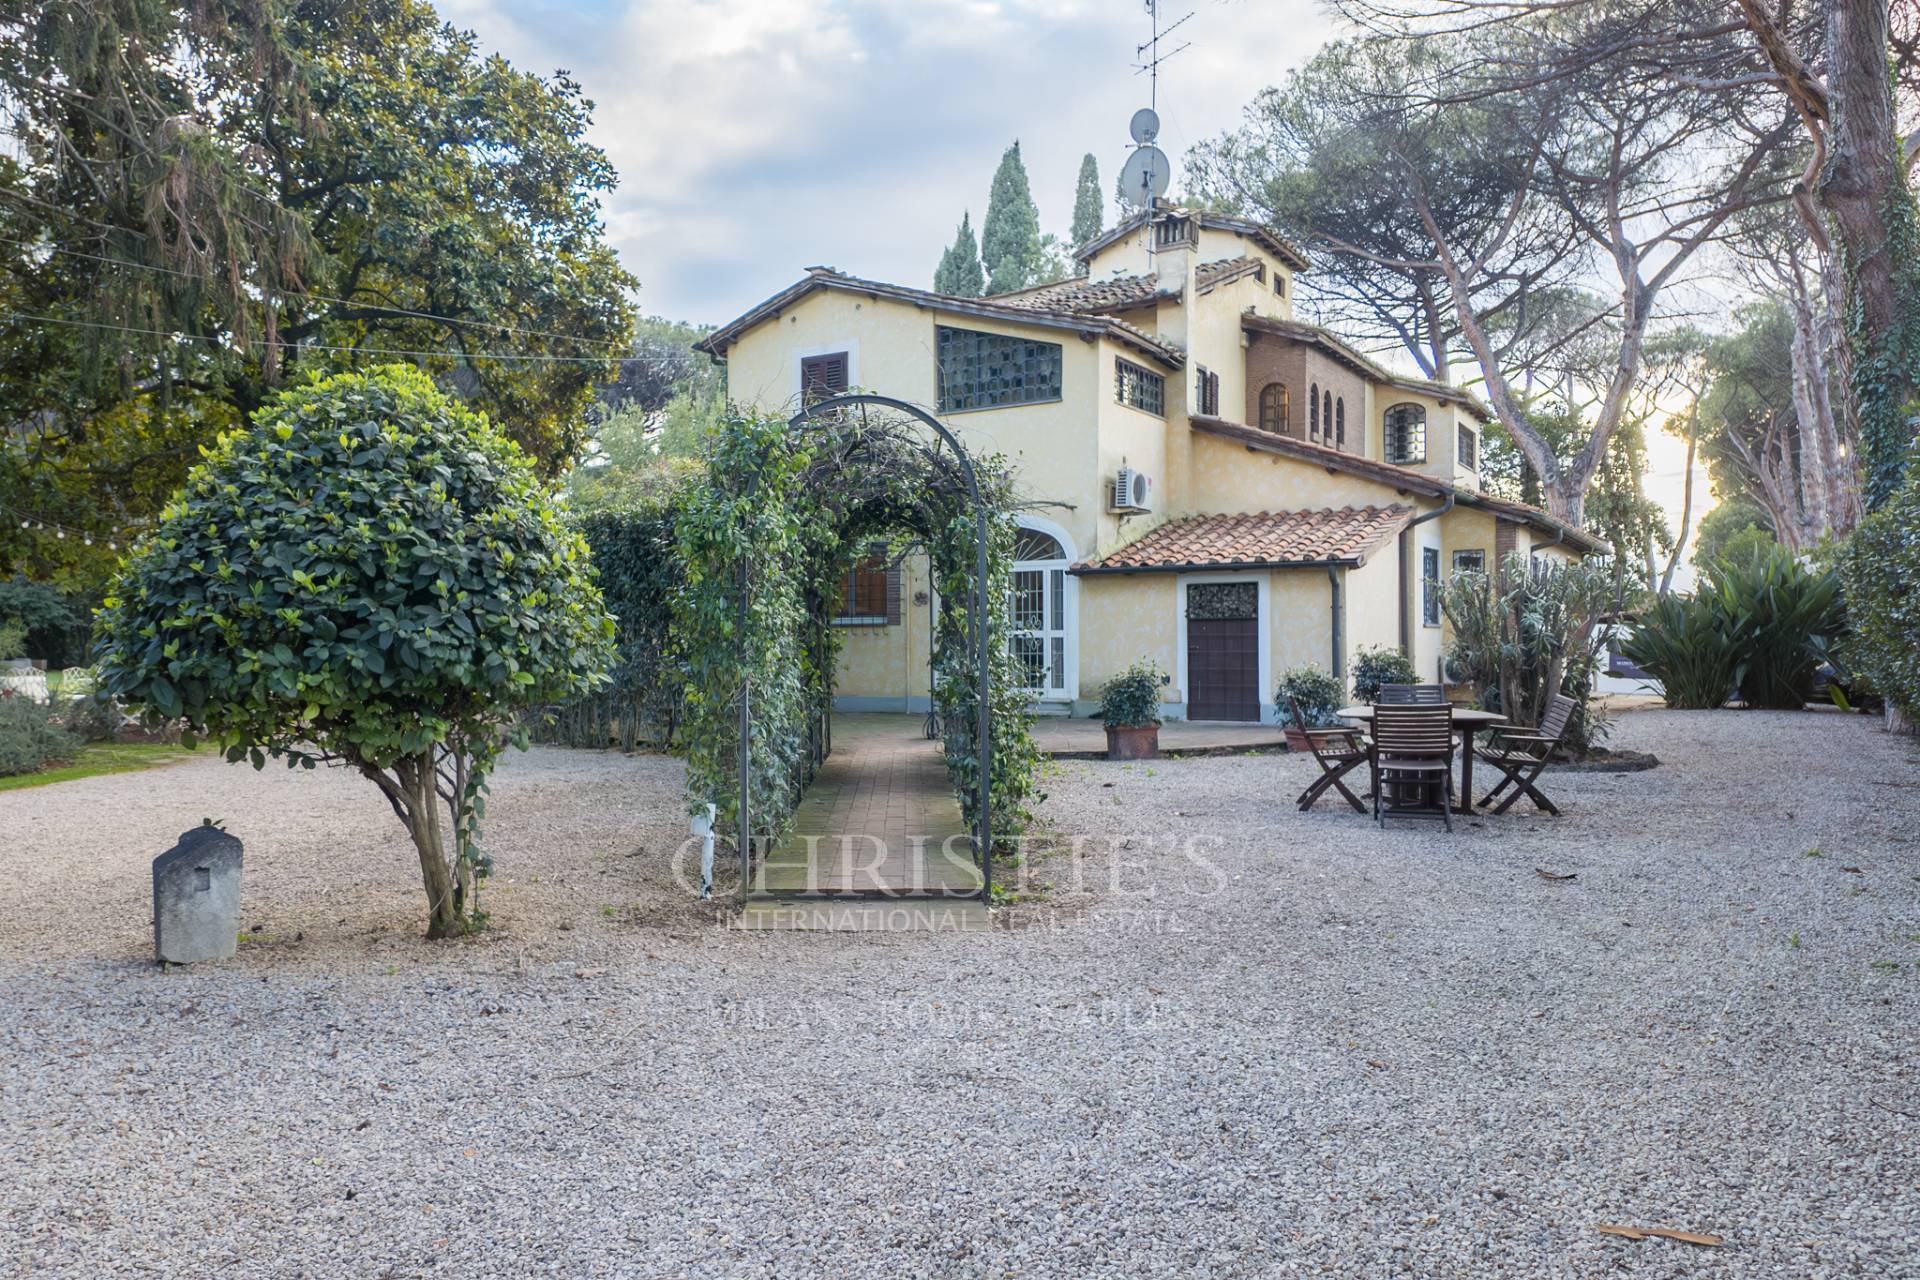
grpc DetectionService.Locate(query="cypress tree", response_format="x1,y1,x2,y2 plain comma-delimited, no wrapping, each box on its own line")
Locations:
934,212,985,297
980,141,1043,295
1071,153,1104,250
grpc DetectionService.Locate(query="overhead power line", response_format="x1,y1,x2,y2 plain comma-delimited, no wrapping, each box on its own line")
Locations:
0,235,632,352
6,310,627,365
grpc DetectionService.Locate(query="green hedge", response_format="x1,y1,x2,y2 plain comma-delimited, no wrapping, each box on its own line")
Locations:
1841,467,1920,721
541,474,692,749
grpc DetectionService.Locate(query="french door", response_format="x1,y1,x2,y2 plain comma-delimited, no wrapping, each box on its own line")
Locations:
1011,528,1069,698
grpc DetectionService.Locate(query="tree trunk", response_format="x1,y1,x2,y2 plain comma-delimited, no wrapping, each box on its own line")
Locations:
1823,0,1916,504
398,754,462,939
1823,0,1903,372
1659,402,1698,595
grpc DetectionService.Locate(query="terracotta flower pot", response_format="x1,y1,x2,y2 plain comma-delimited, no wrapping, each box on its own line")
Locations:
1104,723,1160,760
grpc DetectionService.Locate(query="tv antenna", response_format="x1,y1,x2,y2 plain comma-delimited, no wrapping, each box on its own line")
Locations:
1135,0,1193,114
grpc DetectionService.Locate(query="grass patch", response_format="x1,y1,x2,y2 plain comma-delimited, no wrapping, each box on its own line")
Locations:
0,742,201,793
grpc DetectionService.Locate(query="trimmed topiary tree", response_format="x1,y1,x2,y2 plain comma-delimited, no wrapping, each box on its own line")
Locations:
96,365,615,937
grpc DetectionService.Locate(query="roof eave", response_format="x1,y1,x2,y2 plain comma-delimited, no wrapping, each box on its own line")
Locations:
1072,555,1364,576
697,271,1184,369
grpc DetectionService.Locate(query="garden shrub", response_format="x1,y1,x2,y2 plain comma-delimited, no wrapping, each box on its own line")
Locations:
1709,546,1844,708
1350,644,1417,703
0,694,80,776
1620,593,1742,708
1625,547,1843,710
96,366,614,938
1276,664,1343,727
1099,661,1163,727
0,617,24,661
1840,467,1920,722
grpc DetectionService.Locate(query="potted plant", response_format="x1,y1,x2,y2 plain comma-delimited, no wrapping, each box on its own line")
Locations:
1100,660,1164,760
1275,664,1344,750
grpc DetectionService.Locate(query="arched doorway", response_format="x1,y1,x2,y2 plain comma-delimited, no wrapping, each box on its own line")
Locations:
1011,518,1077,704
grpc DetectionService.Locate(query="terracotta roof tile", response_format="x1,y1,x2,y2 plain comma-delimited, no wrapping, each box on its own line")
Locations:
1193,256,1266,292
991,273,1171,314
1075,507,1414,574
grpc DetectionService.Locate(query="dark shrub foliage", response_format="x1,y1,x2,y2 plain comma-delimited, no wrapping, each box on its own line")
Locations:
0,695,80,775
1100,661,1164,727
1841,468,1920,722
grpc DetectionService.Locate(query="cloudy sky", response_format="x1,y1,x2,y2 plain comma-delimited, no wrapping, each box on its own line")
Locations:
440,0,1708,552
437,0,1340,325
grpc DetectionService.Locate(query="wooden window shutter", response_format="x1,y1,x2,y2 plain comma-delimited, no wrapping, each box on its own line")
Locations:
885,557,903,626
802,352,849,405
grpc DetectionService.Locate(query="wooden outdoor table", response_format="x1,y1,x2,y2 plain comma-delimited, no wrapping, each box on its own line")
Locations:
1336,705,1508,815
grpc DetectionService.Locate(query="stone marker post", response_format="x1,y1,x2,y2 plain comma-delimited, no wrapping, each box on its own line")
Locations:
153,826,243,964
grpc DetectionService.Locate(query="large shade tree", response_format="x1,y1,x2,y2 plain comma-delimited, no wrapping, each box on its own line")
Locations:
1194,20,1796,526
96,366,616,938
0,0,635,587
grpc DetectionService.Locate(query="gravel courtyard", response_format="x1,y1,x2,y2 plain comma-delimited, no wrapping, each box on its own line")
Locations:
4,708,1917,1277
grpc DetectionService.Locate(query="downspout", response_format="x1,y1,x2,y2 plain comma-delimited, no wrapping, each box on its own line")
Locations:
1327,564,1345,689
1398,490,1456,655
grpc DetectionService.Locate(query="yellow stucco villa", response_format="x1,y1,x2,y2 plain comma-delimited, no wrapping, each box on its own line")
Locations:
694,205,1600,722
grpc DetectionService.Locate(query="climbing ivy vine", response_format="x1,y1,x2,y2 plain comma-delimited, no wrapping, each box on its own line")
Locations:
1851,173,1920,509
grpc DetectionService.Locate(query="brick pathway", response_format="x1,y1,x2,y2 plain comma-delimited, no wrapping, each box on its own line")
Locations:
750,714,983,899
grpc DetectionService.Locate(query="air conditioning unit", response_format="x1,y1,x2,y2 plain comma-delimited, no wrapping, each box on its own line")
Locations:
1111,466,1153,513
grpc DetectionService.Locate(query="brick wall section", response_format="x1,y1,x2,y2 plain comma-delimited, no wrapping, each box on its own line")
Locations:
1242,333,1369,455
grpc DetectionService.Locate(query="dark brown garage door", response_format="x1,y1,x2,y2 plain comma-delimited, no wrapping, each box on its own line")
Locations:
1187,582,1260,721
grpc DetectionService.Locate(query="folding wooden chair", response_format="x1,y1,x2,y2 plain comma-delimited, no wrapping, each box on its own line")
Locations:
1369,703,1456,831
1288,695,1368,814
1378,683,1447,704
1476,693,1577,816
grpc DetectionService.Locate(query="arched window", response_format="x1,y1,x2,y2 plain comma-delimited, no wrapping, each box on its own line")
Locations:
1309,382,1320,440
1258,382,1290,434
1335,397,1345,451
1384,403,1428,464
1322,390,1334,446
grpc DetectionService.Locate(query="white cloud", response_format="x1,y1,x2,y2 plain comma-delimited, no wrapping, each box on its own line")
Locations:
441,0,1338,321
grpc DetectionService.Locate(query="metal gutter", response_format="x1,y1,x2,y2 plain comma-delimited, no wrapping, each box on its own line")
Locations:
1327,564,1346,687
1399,491,1456,655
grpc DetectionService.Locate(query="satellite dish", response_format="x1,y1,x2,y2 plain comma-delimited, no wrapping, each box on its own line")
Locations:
1118,145,1171,209
1129,107,1161,145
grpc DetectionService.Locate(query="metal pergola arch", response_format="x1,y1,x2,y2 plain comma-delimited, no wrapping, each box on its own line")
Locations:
732,393,995,903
